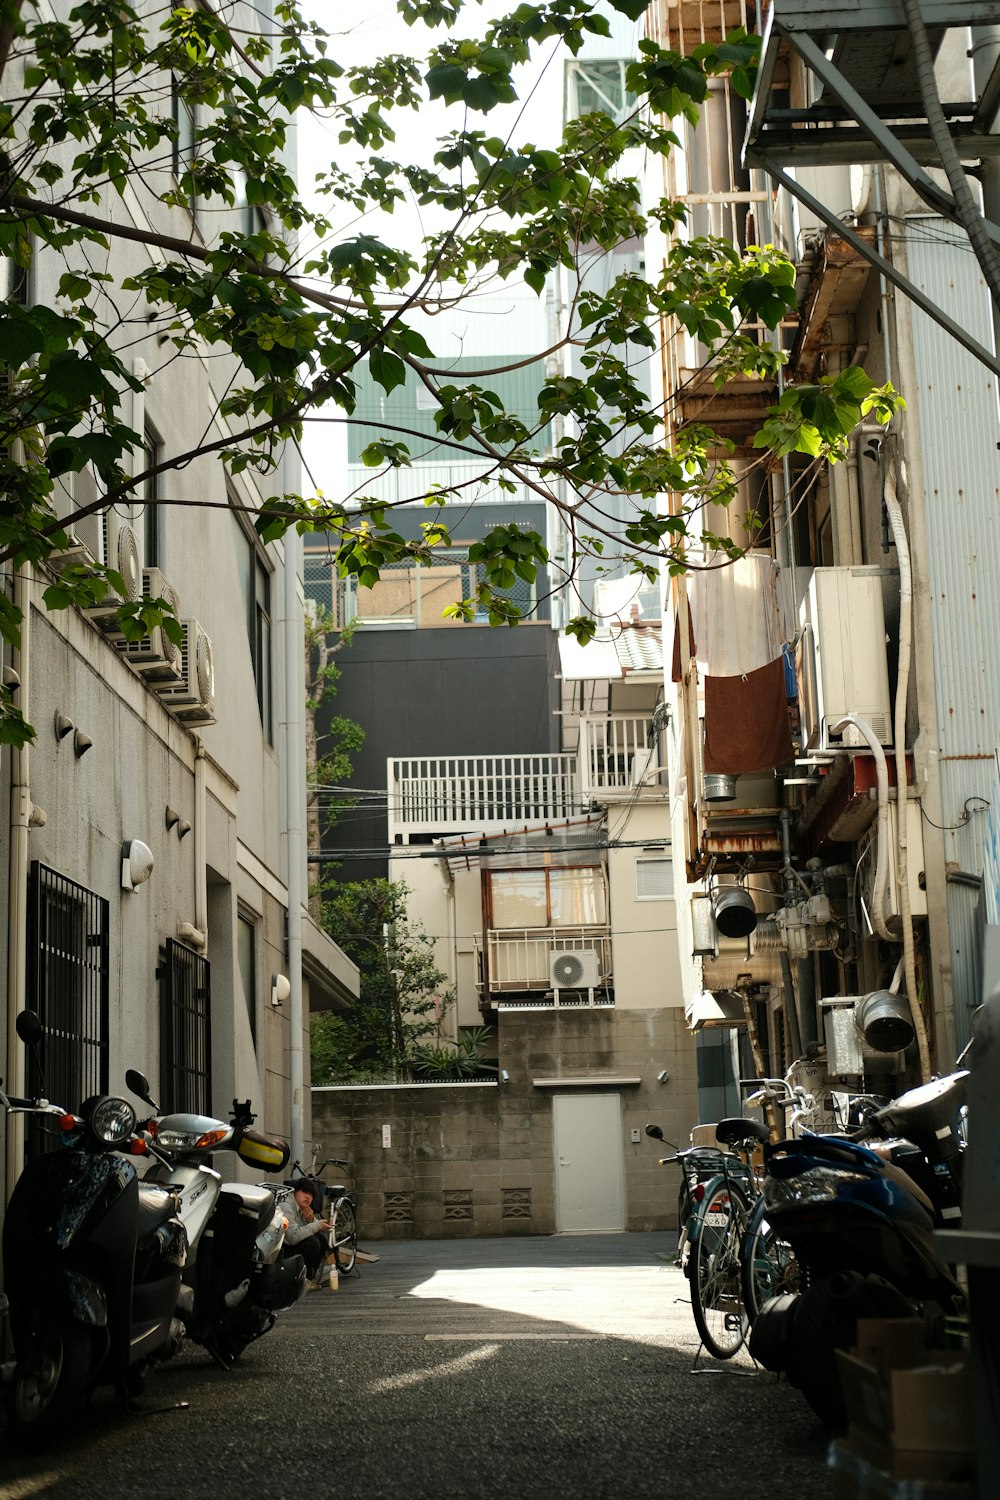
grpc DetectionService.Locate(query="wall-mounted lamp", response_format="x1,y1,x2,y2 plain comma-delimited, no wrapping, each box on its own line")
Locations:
73,731,93,758
55,712,74,741
657,1069,670,1084
121,838,154,892
271,973,291,1008
500,1069,510,1084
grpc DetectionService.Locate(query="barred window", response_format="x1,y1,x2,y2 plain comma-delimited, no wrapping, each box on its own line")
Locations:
160,938,212,1114
26,863,109,1155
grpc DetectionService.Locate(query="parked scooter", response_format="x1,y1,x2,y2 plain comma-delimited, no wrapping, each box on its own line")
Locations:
748,1069,968,1424
131,1080,307,1366
1,1012,188,1442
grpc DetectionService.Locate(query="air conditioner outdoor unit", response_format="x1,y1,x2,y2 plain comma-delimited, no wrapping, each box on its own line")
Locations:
797,567,892,751
82,509,142,624
549,949,600,991
116,569,184,683
157,618,216,726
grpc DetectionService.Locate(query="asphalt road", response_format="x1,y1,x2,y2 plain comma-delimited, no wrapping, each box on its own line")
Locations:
1,1233,835,1499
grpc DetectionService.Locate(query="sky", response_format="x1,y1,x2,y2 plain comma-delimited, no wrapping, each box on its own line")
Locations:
293,2,569,494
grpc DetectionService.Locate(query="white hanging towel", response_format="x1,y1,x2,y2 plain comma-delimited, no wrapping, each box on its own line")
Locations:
689,553,787,678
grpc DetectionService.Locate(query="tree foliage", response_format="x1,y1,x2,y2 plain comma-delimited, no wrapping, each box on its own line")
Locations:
0,0,902,744
311,877,454,1083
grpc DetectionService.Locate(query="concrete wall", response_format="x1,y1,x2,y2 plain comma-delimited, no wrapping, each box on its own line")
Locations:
311,1007,697,1239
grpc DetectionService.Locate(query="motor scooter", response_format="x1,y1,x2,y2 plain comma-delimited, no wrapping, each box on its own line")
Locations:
748,1070,968,1424
1,1012,188,1442
131,1080,307,1366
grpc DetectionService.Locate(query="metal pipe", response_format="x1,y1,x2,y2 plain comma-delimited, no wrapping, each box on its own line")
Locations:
283,528,306,1166
5,565,30,1199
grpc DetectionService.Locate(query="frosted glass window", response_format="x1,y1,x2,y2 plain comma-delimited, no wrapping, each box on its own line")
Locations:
491,871,548,927
636,856,673,901
549,869,606,925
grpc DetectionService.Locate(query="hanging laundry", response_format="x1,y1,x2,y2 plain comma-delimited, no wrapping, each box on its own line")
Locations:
703,656,794,774
689,553,787,677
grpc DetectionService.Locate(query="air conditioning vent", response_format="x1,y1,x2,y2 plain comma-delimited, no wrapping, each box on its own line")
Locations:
797,568,892,751
82,510,142,623
157,618,216,726
549,949,600,991
116,569,184,682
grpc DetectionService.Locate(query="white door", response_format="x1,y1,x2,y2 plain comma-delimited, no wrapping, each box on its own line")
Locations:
552,1093,625,1232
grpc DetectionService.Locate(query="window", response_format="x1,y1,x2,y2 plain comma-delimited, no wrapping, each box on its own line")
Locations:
636,855,674,901
237,914,257,1046
233,504,273,739
489,867,607,928
26,863,109,1157
171,78,198,224
328,552,536,629
160,938,211,1114
566,59,636,122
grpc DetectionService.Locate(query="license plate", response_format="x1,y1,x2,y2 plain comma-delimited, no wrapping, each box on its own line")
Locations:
705,1211,729,1226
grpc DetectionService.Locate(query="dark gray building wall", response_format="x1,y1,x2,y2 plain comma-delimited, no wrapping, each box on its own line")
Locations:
311,1008,697,1239
317,623,561,880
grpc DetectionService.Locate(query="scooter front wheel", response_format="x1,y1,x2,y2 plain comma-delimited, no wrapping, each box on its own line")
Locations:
9,1313,93,1442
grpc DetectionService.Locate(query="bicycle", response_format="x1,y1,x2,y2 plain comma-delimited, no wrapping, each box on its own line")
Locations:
646,1117,769,1359
738,1076,816,1323
289,1155,359,1275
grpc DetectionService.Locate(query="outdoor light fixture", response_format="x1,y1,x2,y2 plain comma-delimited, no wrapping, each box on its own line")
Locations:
271,973,291,1007
121,839,154,892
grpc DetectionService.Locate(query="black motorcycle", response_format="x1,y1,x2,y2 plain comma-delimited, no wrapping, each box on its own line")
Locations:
748,1070,968,1424
1,1011,188,1442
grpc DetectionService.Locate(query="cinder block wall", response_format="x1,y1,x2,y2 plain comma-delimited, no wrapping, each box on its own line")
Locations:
310,1008,697,1239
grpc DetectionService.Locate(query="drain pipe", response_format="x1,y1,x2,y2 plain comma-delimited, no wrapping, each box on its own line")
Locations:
883,464,932,1083
6,566,32,1198
177,738,207,951
283,529,306,1167
778,809,805,1061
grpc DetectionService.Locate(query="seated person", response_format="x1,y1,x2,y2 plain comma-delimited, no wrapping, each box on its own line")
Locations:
282,1178,332,1285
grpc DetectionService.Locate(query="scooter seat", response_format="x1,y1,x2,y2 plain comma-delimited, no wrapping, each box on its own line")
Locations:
137,1182,180,1236
715,1116,770,1148
218,1181,277,1233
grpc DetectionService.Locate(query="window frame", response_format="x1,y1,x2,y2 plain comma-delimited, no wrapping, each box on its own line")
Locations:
635,854,674,902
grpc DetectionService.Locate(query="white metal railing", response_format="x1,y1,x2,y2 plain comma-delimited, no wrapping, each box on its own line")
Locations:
387,754,578,838
578,715,669,800
477,928,612,992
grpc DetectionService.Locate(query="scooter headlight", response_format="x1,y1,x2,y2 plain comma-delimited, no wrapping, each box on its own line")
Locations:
89,1095,137,1146
763,1166,866,1211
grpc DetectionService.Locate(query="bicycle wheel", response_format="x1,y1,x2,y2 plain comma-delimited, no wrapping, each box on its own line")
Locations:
689,1180,750,1358
330,1197,357,1273
740,1197,800,1323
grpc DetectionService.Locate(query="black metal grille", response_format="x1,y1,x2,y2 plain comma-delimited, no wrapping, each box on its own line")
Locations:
26,862,110,1149
160,938,211,1113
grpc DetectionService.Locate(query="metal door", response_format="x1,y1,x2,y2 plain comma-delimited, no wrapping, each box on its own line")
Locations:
552,1092,625,1232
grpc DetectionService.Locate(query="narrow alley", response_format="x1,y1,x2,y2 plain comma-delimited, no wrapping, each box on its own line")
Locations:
1,1234,833,1499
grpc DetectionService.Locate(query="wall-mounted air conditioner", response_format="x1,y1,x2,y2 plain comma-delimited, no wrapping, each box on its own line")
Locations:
157,618,216,726
81,509,142,624
116,568,184,683
549,949,600,992
797,567,892,751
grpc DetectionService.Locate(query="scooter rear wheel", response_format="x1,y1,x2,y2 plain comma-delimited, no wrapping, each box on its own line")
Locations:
9,1313,93,1443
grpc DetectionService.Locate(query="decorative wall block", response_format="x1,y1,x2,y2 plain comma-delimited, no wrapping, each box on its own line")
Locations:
385,1191,414,1223
443,1189,473,1221
502,1187,531,1219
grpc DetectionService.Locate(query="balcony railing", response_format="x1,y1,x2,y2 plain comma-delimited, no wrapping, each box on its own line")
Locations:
577,715,669,802
387,754,578,839
477,927,612,997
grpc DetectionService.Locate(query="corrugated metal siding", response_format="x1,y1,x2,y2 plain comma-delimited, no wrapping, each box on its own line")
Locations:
907,220,1000,1038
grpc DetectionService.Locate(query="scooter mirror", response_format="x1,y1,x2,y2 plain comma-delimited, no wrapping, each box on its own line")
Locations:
125,1068,156,1108
645,1123,664,1140
15,1010,42,1045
